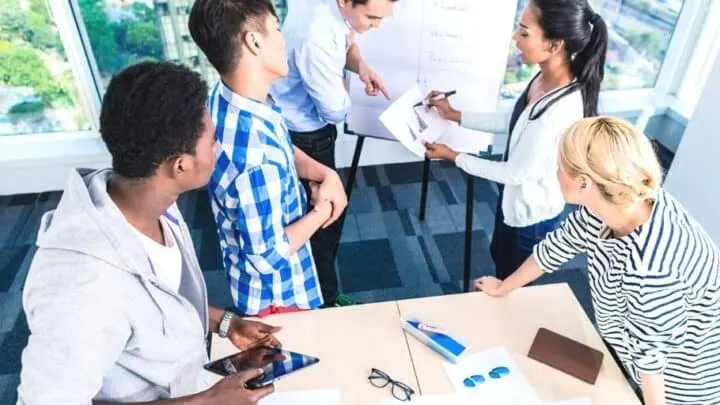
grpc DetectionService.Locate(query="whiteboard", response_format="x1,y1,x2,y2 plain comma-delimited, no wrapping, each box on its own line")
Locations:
344,0,519,154
283,0,517,154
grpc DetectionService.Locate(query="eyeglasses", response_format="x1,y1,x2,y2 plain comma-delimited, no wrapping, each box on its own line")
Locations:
368,368,415,401
462,366,511,388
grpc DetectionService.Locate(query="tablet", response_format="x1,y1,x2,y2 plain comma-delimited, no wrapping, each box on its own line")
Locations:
204,347,320,388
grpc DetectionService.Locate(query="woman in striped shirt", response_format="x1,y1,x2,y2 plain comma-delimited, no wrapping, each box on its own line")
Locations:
477,116,720,404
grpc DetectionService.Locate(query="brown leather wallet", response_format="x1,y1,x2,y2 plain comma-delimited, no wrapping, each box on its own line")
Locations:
527,327,604,384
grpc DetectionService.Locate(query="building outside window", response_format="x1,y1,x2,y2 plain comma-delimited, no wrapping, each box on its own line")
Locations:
77,0,289,91
0,0,90,136
501,0,685,99
0,0,688,135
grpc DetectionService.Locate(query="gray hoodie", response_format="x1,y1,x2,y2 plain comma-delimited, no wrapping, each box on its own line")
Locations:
17,169,214,404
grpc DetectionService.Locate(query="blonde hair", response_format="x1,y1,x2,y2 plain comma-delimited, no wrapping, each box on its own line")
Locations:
559,116,663,210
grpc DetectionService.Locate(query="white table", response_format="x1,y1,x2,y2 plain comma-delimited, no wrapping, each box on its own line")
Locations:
397,284,641,404
211,301,417,405
212,284,641,404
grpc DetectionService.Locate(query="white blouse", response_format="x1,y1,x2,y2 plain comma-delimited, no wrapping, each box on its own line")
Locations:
455,83,584,227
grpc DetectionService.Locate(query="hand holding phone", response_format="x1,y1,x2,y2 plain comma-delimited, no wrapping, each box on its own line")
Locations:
201,368,274,405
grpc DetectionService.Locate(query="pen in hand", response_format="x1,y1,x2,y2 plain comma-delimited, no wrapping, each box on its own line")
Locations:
414,90,457,108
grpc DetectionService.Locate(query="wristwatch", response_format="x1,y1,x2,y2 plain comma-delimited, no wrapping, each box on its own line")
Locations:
218,311,235,338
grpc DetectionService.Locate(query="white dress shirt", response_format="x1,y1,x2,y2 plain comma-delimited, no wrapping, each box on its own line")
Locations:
270,0,351,132
455,83,584,227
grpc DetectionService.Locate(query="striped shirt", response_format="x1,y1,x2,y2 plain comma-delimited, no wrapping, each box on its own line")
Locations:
207,81,323,316
534,189,720,404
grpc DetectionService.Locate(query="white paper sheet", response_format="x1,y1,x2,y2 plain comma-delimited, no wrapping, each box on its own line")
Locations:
442,347,542,405
259,389,340,405
418,0,516,76
354,0,425,70
436,127,493,156
547,399,592,405
381,392,542,405
378,85,452,157
381,394,592,405
381,393,477,405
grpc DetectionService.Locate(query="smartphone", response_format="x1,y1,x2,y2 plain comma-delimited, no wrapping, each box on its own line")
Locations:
204,347,320,388
403,317,469,363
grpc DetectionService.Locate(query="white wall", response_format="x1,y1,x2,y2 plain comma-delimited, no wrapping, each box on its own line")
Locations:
664,52,720,246
0,135,110,195
0,122,492,195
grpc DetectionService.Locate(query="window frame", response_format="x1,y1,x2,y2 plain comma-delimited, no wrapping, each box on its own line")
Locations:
0,0,711,194
0,0,110,193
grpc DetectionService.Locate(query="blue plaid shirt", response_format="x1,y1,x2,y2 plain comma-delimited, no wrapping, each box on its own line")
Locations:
207,81,323,316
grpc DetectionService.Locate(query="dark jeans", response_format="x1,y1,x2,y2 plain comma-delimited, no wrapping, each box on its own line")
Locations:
489,192,561,280
289,124,342,304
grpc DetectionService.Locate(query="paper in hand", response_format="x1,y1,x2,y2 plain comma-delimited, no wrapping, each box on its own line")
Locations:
379,85,453,157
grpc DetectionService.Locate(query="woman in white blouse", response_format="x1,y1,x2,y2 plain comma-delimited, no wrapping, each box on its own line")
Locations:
424,0,608,279
478,116,720,405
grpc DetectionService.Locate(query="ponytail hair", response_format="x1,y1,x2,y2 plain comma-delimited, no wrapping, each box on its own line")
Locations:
532,0,609,117
573,13,608,117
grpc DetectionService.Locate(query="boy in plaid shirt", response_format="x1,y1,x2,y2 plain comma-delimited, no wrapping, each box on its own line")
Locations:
189,0,347,316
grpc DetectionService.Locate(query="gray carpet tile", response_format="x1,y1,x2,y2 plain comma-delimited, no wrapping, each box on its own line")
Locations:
0,373,20,405
337,239,401,293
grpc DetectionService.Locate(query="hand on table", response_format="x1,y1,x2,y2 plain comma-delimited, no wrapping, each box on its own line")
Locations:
474,276,507,297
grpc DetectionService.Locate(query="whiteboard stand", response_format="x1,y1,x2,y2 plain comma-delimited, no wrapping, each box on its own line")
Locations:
343,123,476,293
418,156,430,222
342,125,366,199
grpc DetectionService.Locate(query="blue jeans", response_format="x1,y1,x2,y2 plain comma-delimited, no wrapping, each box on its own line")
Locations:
489,195,561,280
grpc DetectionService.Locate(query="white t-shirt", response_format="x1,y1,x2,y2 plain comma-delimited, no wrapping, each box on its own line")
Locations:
133,217,183,293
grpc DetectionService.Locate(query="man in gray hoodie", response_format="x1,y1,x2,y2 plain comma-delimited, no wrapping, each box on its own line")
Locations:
17,62,281,405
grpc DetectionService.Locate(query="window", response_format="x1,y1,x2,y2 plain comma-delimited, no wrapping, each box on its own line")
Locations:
275,0,288,23
501,0,685,100
0,0,90,136
77,0,289,91
76,0,203,88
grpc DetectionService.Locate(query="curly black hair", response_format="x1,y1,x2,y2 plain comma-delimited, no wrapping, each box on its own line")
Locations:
100,62,208,179
188,0,277,75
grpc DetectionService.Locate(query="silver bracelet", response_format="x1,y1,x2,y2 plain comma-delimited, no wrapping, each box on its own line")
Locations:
218,311,234,338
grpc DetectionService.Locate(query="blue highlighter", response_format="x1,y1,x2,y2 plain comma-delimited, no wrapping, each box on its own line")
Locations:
402,316,469,363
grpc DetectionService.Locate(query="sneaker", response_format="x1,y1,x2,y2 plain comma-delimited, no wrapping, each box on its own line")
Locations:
334,293,357,306
320,293,358,308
